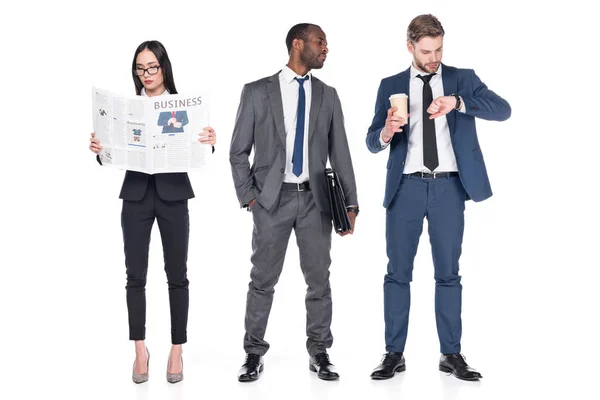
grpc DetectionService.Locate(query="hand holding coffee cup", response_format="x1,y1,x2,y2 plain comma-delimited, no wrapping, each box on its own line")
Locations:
382,94,409,143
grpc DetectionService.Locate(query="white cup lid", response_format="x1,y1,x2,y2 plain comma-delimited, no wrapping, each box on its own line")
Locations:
389,93,408,99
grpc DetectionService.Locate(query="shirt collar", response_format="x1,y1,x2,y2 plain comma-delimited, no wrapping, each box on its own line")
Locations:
140,87,169,97
281,65,311,84
410,63,442,80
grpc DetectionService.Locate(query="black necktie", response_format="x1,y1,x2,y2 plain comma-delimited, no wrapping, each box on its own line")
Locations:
417,73,438,171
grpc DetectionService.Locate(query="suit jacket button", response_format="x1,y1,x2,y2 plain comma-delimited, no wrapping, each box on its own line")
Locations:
402,161,405,165
280,168,284,173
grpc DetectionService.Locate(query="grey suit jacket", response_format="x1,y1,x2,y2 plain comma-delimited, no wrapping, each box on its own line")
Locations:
229,71,358,212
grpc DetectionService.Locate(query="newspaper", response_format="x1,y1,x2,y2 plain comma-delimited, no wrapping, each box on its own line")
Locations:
92,87,211,174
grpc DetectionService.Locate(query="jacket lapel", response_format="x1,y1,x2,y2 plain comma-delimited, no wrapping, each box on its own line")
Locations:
267,72,287,146
441,64,456,135
395,67,411,137
308,76,323,143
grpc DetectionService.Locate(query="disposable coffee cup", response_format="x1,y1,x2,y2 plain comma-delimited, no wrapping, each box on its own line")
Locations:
389,94,408,119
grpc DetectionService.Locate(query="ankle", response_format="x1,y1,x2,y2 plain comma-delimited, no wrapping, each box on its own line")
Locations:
134,341,147,355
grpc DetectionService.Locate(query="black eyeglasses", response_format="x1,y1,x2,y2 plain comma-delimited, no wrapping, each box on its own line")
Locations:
134,66,161,76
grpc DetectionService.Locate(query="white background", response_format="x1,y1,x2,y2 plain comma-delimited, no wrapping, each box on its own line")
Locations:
1,1,598,399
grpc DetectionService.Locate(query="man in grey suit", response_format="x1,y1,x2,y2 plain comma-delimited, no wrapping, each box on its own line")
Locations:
229,23,358,382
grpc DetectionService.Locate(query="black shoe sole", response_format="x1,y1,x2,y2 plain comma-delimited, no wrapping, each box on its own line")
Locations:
371,365,406,380
309,364,340,381
439,365,481,381
238,364,264,382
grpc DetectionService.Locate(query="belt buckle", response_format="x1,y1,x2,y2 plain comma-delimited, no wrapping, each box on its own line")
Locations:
297,182,304,192
421,171,436,179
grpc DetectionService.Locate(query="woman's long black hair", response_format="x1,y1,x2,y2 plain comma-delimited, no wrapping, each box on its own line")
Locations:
131,40,178,95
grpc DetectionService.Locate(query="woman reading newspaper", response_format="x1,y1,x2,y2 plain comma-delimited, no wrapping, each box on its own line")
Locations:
88,40,216,384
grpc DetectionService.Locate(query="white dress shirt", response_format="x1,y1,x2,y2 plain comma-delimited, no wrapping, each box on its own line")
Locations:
279,65,312,183
380,64,465,173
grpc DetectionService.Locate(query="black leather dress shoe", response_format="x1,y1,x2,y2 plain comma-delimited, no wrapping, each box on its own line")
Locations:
309,352,339,381
238,353,263,382
370,352,406,380
439,353,482,381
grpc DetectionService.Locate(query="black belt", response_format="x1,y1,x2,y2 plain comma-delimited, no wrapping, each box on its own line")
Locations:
281,181,311,191
404,171,459,179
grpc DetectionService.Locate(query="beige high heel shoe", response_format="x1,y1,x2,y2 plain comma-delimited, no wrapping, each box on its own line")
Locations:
166,354,183,383
132,348,150,384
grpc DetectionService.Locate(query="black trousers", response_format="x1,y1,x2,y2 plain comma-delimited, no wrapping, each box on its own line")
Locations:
121,176,190,344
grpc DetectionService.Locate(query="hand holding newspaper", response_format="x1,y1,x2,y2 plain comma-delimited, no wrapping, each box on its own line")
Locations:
92,87,211,174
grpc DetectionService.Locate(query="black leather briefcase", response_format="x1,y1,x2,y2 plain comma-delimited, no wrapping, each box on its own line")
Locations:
324,168,351,233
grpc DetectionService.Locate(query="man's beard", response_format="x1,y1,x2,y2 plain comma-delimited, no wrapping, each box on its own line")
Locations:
301,49,324,70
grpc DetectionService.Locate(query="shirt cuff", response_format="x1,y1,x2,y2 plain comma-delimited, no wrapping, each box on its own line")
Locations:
379,128,390,148
458,96,466,113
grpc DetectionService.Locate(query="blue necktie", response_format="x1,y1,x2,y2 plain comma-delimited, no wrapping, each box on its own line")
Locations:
292,76,309,177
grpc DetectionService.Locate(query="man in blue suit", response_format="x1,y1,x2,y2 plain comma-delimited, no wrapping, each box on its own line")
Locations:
158,110,189,133
367,14,511,381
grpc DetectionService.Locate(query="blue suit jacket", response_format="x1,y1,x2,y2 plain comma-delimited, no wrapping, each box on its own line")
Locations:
366,64,511,207
158,111,189,133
